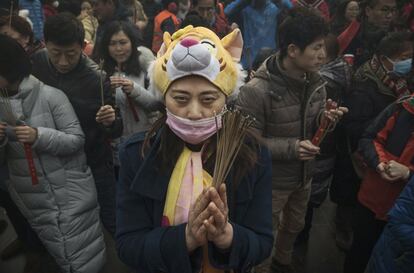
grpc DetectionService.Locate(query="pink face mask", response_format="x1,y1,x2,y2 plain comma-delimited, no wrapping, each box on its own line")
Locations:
165,109,223,145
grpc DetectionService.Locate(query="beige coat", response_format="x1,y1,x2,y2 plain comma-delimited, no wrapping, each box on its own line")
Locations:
236,54,326,190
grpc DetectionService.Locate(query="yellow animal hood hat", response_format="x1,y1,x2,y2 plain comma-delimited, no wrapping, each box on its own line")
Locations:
149,25,245,100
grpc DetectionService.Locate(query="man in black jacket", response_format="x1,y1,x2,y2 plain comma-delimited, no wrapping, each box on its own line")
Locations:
31,13,123,236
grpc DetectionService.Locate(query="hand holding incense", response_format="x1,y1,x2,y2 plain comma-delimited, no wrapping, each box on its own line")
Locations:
212,109,254,188
312,100,337,146
0,88,38,185
99,59,105,106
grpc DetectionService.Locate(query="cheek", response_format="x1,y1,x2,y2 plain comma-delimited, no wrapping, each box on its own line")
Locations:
164,95,182,115
125,46,132,58
108,47,116,58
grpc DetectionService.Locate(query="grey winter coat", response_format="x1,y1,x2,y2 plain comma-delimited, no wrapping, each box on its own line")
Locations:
236,54,326,190
0,76,106,273
114,47,159,138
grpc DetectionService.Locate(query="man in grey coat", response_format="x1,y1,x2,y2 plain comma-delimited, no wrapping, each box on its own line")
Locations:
236,8,347,273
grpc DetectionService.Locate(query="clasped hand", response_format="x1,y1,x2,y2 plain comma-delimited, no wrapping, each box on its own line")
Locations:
110,76,134,95
0,122,37,144
186,184,233,252
376,160,410,182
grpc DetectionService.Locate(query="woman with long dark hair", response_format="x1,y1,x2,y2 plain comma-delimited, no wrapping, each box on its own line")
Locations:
330,0,360,34
115,26,273,273
100,21,159,158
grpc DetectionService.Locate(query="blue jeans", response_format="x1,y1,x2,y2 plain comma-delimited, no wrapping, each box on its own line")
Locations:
91,162,117,236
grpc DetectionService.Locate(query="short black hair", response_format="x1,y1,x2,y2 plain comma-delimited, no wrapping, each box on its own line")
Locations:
0,14,34,43
44,12,85,46
181,11,209,28
192,0,217,7
365,0,380,8
0,34,31,84
57,0,82,16
278,7,329,58
376,31,414,58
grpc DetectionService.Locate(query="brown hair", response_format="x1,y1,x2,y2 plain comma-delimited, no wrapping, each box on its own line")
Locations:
0,15,34,43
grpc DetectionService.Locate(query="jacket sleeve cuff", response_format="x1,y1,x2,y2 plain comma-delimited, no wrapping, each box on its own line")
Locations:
160,223,195,272
208,223,253,272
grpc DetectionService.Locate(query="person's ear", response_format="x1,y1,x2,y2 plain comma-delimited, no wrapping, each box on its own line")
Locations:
287,44,298,58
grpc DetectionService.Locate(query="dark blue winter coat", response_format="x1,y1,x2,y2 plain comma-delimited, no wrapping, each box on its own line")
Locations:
116,129,274,273
366,175,414,273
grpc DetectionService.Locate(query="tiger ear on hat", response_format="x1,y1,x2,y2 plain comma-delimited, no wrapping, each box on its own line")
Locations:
221,28,243,62
157,32,173,57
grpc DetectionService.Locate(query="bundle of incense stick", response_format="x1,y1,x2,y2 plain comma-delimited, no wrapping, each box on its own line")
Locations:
99,59,105,106
311,100,337,146
212,109,254,188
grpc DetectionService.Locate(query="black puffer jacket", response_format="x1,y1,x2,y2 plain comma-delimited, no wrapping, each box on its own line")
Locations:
31,49,123,169
330,59,409,205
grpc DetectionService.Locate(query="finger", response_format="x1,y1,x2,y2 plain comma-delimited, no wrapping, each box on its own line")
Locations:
218,184,228,215
204,218,219,237
207,202,227,228
208,187,225,213
193,223,207,243
96,112,115,119
377,165,385,172
97,108,116,114
300,141,320,152
192,206,212,228
298,148,319,155
192,189,211,216
339,107,349,113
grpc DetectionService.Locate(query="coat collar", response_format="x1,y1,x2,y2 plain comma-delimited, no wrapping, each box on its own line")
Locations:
130,128,173,201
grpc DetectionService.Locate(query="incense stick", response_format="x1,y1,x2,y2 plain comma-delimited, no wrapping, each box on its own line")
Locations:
99,59,105,106
9,1,13,28
212,109,253,188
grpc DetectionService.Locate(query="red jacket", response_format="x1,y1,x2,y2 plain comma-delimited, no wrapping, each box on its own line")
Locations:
212,14,231,38
43,4,58,19
358,98,414,220
152,10,180,53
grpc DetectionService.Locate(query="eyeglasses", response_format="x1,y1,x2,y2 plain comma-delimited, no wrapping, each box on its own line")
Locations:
378,6,398,15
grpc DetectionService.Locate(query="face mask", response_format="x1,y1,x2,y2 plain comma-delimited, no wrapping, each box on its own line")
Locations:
386,57,413,76
165,109,223,145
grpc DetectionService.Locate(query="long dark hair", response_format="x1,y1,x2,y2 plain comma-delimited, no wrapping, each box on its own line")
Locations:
331,0,356,34
100,20,141,77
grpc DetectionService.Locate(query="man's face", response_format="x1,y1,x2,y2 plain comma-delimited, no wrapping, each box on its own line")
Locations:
94,0,115,22
291,38,326,73
195,0,216,24
46,42,82,74
366,0,397,29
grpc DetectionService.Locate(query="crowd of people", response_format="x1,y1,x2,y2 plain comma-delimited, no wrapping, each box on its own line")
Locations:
0,0,413,273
